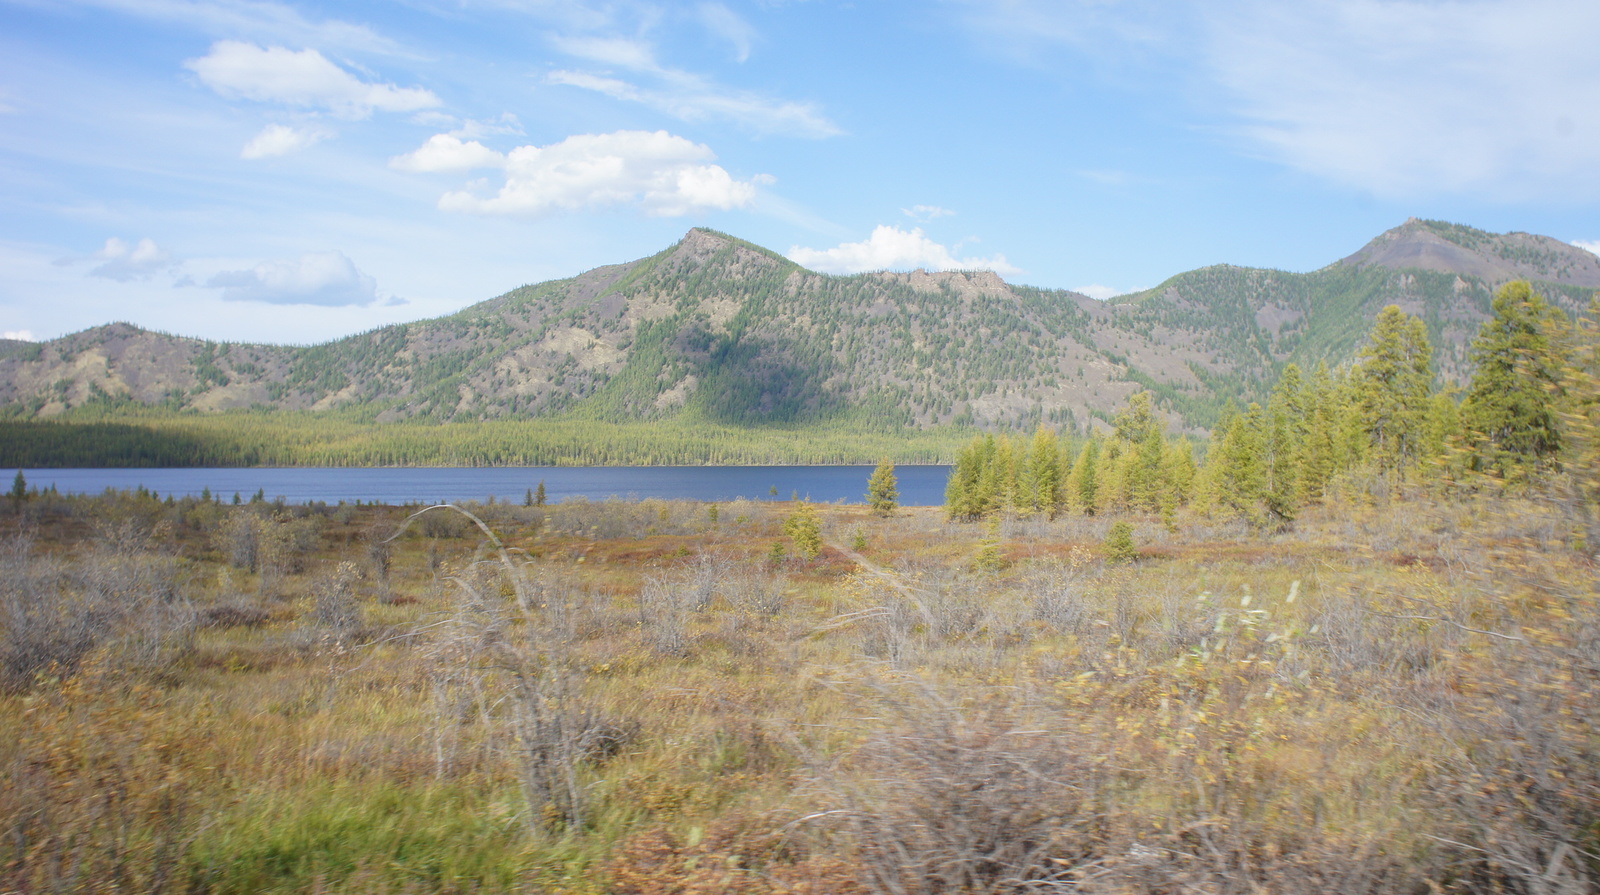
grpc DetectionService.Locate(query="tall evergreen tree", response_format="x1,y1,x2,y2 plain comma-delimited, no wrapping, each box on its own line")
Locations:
974,434,1002,516
1027,425,1062,517
1552,298,1600,546
1351,306,1433,478
1112,391,1158,443
992,434,1019,513
784,502,823,560
1130,422,1167,512
1263,363,1308,516
1205,403,1267,521
945,436,987,521
867,457,900,516
1163,438,1198,508
1460,281,1567,481
1067,437,1101,516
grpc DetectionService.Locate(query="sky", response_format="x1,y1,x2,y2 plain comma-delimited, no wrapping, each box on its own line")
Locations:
1,0,1597,345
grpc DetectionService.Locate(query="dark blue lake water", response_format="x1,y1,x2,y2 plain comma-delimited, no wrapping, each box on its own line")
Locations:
5,466,954,507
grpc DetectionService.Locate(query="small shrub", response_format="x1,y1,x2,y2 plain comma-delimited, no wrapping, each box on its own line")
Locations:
1103,521,1137,563
784,503,822,561
312,561,363,634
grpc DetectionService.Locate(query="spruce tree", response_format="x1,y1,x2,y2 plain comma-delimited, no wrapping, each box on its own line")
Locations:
1460,281,1567,481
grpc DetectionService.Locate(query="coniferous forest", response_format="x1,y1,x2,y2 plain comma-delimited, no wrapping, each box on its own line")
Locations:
5,219,1600,470
2,264,1598,890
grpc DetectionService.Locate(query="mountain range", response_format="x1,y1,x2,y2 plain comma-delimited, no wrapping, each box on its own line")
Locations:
3,219,1597,434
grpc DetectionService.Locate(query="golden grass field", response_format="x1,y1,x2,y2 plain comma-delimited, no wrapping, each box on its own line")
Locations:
1,487,1596,893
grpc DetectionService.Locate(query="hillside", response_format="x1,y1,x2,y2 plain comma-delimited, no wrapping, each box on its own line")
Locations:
3,220,1596,433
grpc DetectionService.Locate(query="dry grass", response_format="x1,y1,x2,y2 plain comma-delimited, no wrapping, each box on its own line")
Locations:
0,490,1595,893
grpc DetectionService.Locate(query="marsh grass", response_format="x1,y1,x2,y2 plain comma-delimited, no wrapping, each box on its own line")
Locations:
0,490,1594,893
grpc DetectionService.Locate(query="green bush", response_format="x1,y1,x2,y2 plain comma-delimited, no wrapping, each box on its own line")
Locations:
1104,521,1137,563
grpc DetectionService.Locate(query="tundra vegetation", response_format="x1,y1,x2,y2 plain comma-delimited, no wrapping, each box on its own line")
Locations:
0,283,1596,894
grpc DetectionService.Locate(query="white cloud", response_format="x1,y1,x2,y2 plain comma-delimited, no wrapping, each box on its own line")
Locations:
1575,240,1600,257
787,226,1021,276
550,35,661,71
450,114,523,140
3,330,36,342
390,134,506,172
946,0,1179,69
547,35,839,138
902,205,955,222
437,130,762,217
240,123,328,158
205,250,378,305
408,110,524,138
698,3,757,62
1074,284,1124,301
548,69,637,96
1204,0,1600,200
185,41,440,118
51,0,402,55
949,0,1600,201
90,237,174,281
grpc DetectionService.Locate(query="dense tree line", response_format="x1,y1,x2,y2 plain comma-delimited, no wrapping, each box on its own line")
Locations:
0,413,969,468
949,282,1600,534
944,391,1198,522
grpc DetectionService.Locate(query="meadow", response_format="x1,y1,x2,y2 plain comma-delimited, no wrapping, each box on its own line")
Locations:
0,483,1595,894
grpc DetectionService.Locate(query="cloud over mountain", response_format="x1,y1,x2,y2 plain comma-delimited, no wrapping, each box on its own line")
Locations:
789,226,1020,276
436,130,763,217
206,251,378,306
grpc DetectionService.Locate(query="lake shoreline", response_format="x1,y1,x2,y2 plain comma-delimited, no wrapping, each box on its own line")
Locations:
5,464,955,508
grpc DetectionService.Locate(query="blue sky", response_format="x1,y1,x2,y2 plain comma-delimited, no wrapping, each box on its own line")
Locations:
1,0,1597,345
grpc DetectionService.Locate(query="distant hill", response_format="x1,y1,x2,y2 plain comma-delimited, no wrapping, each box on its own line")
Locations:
3,220,1596,433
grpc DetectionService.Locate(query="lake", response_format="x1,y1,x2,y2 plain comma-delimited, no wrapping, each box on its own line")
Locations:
5,465,955,507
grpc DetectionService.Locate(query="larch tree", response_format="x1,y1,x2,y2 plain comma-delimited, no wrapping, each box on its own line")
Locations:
945,436,989,521
1264,363,1307,517
1202,402,1268,522
784,502,823,560
1067,437,1100,516
1026,425,1062,517
1351,305,1434,479
867,457,900,516
1553,298,1600,546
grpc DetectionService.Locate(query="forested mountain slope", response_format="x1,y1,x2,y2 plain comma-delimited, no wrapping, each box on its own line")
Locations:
2,220,1595,432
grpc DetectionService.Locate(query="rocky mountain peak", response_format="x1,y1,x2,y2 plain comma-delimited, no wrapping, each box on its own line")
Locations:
657,228,793,282
1341,219,1600,288
877,268,1013,299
